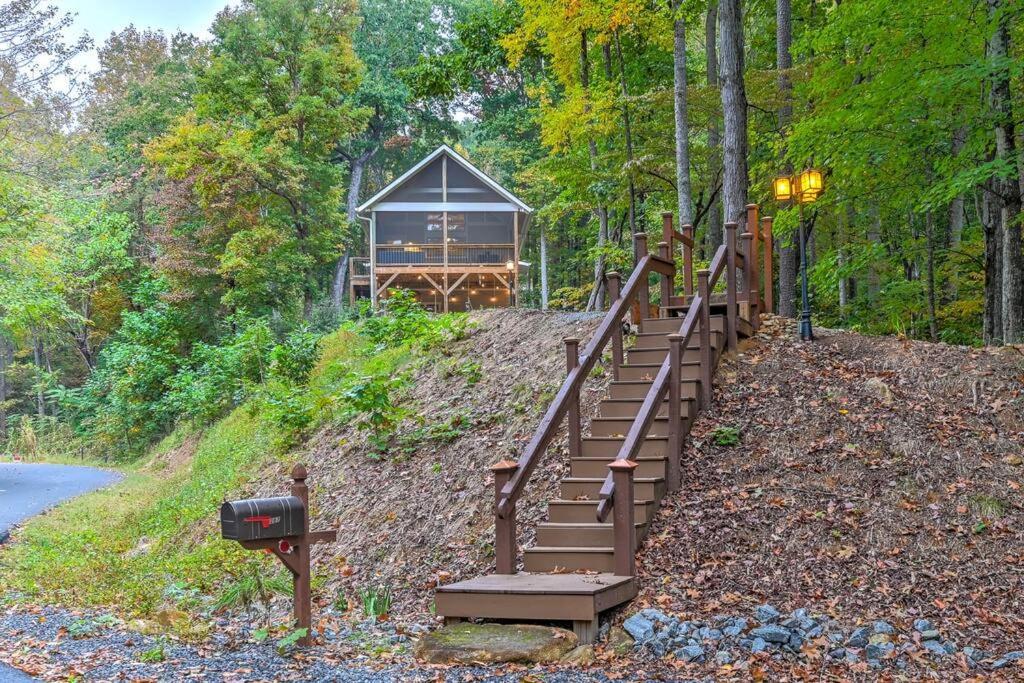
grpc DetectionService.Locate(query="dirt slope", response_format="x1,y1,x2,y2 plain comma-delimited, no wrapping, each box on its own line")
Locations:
254,309,609,619
635,317,1024,656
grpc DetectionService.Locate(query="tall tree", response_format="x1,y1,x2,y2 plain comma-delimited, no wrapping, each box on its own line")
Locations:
704,1,723,251
719,0,747,226
671,0,693,228
776,0,796,317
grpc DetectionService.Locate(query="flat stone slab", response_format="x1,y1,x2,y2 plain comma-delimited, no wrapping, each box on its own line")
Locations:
415,623,578,664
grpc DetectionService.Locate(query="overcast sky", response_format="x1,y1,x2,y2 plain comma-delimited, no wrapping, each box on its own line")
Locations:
54,0,238,71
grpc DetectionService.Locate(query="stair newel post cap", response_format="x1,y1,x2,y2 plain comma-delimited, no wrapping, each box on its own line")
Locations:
608,459,639,472
697,268,711,279
761,215,774,224
490,459,519,473
666,333,684,344
661,211,673,219
291,463,307,482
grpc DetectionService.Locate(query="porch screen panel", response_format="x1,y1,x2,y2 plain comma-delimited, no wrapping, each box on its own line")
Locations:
465,212,514,244
388,158,444,202
446,162,504,203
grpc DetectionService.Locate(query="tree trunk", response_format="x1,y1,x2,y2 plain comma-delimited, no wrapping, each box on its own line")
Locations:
719,0,748,226
983,178,1004,344
946,126,967,301
925,210,938,342
672,0,694,227
331,148,376,310
540,223,549,311
581,30,610,312
705,1,723,249
32,334,45,418
988,0,1024,343
610,36,639,249
0,337,8,437
776,0,796,317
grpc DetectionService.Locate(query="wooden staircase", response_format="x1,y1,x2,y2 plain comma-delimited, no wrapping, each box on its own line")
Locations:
436,206,773,643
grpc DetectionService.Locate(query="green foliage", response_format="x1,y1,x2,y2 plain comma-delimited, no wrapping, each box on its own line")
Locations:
276,628,309,654
709,426,740,447
139,639,167,663
358,585,393,619
213,565,293,616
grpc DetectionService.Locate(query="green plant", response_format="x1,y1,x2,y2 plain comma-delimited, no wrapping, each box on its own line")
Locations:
709,426,741,447
276,627,309,654
213,568,292,618
67,614,118,639
139,639,167,663
358,585,393,620
431,462,442,474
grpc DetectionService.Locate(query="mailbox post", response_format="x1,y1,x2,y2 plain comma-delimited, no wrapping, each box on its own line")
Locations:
220,464,336,646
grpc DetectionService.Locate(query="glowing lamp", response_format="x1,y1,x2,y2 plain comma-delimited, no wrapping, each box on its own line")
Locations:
772,176,793,202
505,259,515,272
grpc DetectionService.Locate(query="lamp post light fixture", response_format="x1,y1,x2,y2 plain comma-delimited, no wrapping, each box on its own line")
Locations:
772,168,825,341
505,259,516,306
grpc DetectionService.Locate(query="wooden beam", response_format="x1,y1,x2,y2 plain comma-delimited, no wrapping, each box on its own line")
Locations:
494,272,509,289
421,272,443,293
446,272,469,294
376,272,400,297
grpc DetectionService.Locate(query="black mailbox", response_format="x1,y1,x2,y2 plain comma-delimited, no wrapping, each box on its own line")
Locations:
220,496,305,541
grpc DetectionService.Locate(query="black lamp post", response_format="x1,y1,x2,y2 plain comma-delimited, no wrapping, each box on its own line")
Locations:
772,169,824,341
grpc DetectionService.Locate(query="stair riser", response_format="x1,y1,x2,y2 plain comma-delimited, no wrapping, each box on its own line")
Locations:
535,525,647,548
598,400,693,419
609,382,699,401
634,330,723,349
642,316,726,335
570,458,667,479
547,501,653,524
590,416,693,437
619,364,701,381
561,480,665,502
581,439,667,458
628,347,705,364
524,550,615,573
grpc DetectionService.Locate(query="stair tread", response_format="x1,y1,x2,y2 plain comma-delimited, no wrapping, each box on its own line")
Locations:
527,546,614,553
583,435,669,440
550,498,654,504
562,476,663,484
601,397,695,403
537,522,646,529
437,572,632,595
620,361,700,367
572,455,667,461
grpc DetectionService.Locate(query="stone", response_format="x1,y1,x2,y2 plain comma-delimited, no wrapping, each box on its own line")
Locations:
828,648,846,659
991,651,1024,670
703,628,723,641
919,629,941,641
963,646,989,662
921,640,947,656
622,614,655,643
847,626,870,648
943,640,958,654
805,624,823,639
868,633,891,646
560,645,595,665
675,645,705,663
750,638,768,654
751,625,791,644
912,619,932,632
607,626,633,657
715,650,734,665
414,623,578,664
864,377,893,404
873,620,895,635
754,605,781,624
640,608,674,626
866,642,895,660
787,633,804,651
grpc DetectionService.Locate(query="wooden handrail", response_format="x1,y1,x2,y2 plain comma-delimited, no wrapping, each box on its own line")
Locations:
495,252,673,519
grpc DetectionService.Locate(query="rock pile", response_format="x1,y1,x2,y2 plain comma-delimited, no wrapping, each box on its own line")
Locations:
621,606,1023,671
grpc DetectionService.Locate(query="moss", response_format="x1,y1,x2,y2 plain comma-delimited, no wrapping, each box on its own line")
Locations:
415,623,578,664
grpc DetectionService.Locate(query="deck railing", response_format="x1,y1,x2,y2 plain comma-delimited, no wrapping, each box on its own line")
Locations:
375,243,514,267
490,204,771,576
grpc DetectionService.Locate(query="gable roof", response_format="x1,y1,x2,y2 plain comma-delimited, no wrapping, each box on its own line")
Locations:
356,144,533,213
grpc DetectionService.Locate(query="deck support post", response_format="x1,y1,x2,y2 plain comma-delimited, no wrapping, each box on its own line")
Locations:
746,204,761,329
697,270,713,408
607,272,623,381
564,338,581,460
725,222,739,352
658,241,672,316
633,233,649,324
609,459,638,577
492,460,519,574
666,334,683,492
572,618,599,645
741,231,755,329
761,216,774,314
682,224,694,299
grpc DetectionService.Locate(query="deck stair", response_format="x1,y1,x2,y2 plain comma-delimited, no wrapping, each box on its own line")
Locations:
436,206,774,643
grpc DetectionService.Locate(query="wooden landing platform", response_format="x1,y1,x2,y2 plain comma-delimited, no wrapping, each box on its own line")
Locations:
436,572,636,630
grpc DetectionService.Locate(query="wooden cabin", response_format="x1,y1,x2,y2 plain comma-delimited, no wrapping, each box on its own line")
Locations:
351,145,533,312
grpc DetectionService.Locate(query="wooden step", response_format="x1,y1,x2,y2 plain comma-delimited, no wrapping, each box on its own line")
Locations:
523,546,616,573
547,499,655,524
560,476,665,502
435,572,637,643
667,293,730,307
581,436,668,458
535,522,647,548
590,415,694,438
608,380,699,401
618,361,701,381
627,344,707,365
633,327,723,349
570,456,667,478
598,397,695,419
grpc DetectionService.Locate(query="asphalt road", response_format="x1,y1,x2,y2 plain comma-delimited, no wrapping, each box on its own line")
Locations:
0,462,122,682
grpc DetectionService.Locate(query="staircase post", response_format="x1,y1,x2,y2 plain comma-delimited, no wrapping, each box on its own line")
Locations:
761,216,774,314
661,211,674,250
741,231,756,330
608,459,638,577
607,272,623,381
725,222,739,352
666,334,683,492
658,241,672,316
564,337,581,460
682,224,694,299
492,460,519,574
746,204,761,325
697,270,713,408
633,232,649,323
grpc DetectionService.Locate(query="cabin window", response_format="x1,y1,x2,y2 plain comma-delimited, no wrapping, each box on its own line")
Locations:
376,212,444,244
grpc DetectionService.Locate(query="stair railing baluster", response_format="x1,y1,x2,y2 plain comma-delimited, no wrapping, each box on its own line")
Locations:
725,222,739,352
761,216,774,315
633,233,649,324
746,204,761,330
607,272,623,381
682,224,694,298
564,337,581,460
658,241,672,317
608,459,638,577
697,269,713,408
666,334,683,492
741,231,754,327
492,460,519,574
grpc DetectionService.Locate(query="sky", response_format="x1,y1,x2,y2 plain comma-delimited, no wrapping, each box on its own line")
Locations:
54,0,239,72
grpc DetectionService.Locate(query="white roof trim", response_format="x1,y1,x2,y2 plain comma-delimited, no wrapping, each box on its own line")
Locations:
356,144,533,213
